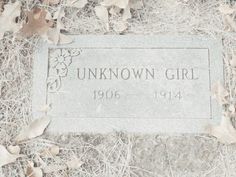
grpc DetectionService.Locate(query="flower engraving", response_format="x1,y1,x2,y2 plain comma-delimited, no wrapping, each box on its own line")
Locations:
50,49,73,77
47,48,81,92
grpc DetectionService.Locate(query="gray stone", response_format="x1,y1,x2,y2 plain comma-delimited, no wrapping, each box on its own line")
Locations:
33,36,223,133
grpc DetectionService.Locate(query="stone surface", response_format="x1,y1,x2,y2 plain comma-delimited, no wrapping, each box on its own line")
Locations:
33,36,223,133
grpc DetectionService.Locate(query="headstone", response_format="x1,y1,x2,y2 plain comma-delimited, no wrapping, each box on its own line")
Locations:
33,36,223,133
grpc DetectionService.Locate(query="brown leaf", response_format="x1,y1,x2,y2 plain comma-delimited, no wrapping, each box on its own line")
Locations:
40,145,60,157
101,0,129,9
26,162,43,177
42,0,60,5
219,4,236,15
15,117,51,142
212,82,229,105
0,145,24,167
66,156,83,169
0,0,3,15
7,145,21,155
0,1,22,39
67,0,88,8
20,7,53,37
95,5,109,30
207,116,236,144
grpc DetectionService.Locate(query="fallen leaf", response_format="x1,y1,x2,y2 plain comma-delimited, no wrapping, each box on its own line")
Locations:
95,6,109,30
219,4,236,15
26,162,43,177
230,50,236,67
43,164,67,173
7,145,20,155
38,104,51,112
114,21,127,33
225,14,236,32
0,1,22,39
42,0,60,5
40,145,60,157
212,82,229,105
101,0,129,9
67,0,88,8
15,117,51,142
207,116,236,144
20,7,53,37
109,6,121,15
66,156,83,169
0,1,3,15
43,8,73,44
123,5,131,20
129,0,143,9
229,104,236,116
0,145,24,167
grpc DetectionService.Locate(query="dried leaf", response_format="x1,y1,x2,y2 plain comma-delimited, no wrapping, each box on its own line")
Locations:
20,8,53,37
109,6,121,15
219,4,236,15
7,145,20,155
212,82,228,105
207,116,236,144
95,6,109,30
40,145,60,157
15,117,51,142
59,33,73,44
26,162,43,177
230,50,236,67
44,8,73,45
67,0,88,8
114,21,127,33
42,0,60,5
225,14,236,32
123,5,131,20
129,0,143,9
101,0,129,9
0,1,3,15
38,104,51,112
66,156,83,169
0,1,22,39
0,145,24,167
43,164,67,174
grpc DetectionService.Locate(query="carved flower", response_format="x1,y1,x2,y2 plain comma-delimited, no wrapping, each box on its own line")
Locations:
50,49,72,77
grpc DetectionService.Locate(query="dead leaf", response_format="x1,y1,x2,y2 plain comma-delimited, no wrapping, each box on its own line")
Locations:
95,6,109,30
38,104,51,112
0,0,3,15
66,156,83,169
109,6,121,15
225,15,236,32
0,1,22,39
207,116,236,144
230,50,236,67
212,82,229,105
67,0,88,8
123,5,131,20
26,162,43,177
114,21,127,33
20,7,53,37
7,145,20,155
43,8,73,45
15,117,51,142
219,4,236,15
42,0,60,5
101,0,129,9
0,145,24,167
129,0,143,9
40,145,60,157
43,164,67,174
